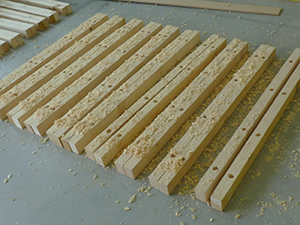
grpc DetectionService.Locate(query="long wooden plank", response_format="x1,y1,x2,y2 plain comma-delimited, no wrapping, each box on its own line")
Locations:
210,62,300,211
0,18,37,38
0,28,23,48
21,21,157,136
195,48,300,204
11,0,72,16
61,30,201,154
46,25,180,147
118,0,281,16
0,15,124,120
0,1,59,23
91,35,226,166
115,39,248,179
0,13,108,96
0,39,9,55
148,45,275,195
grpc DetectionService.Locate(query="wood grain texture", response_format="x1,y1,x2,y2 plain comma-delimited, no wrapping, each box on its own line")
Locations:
0,28,23,48
0,18,37,38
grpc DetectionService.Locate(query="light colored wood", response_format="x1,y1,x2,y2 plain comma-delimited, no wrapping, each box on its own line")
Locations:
61,30,201,154
0,7,48,31
21,20,154,136
92,35,226,166
195,48,300,204
0,28,23,48
47,25,180,148
0,1,60,23
0,18,37,38
0,39,9,55
210,61,300,211
0,15,123,120
115,39,248,179
0,13,108,96
119,0,281,16
149,45,275,195
11,0,72,16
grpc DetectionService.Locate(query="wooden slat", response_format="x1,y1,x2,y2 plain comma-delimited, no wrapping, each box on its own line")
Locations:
118,0,281,16
149,45,275,195
0,1,60,23
115,39,248,179
20,21,155,135
0,39,9,55
46,25,180,147
195,48,300,204
61,30,200,154
210,61,300,211
0,13,108,96
0,28,23,48
0,18,37,38
0,7,48,31
91,35,226,166
0,15,124,120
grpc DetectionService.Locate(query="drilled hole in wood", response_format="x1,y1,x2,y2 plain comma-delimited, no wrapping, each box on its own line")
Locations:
282,92,287,95
180,65,183,68
108,85,112,88
256,133,261,137
181,157,185,161
170,153,176,157
262,56,265,59
203,44,207,46
187,68,191,70
179,108,184,111
91,123,95,126
50,67,54,70
88,78,92,81
242,128,246,131
13,93,18,96
144,96,149,100
45,105,49,108
34,62,38,65
213,166,218,171
164,35,167,37
135,54,139,56
153,100,158,103
289,60,293,63
233,51,237,53
45,65,48,68
50,107,56,111
185,39,189,41
228,174,234,178
178,38,182,40
117,134,122,137
226,49,230,51
119,89,123,92
234,79,238,81
172,105,175,108
104,45,107,48
107,129,111,133
211,46,215,48
63,71,67,73
123,50,127,53
69,72,72,75
101,83,105,86
269,88,274,91
203,115,207,118
204,71,208,74
254,55,258,57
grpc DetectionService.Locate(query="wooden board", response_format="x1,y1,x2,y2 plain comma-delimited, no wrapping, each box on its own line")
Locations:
61,30,200,154
210,61,300,211
115,38,248,179
118,0,281,16
0,1,60,23
148,45,275,195
0,13,108,96
0,15,124,120
0,28,23,48
46,25,180,148
91,35,226,166
21,20,155,136
0,18,37,38
195,48,300,204
0,39,9,55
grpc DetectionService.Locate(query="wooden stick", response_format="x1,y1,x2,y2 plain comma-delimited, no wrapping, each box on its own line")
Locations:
0,13,108,96
92,35,226,166
0,1,60,23
210,61,300,211
21,20,154,136
115,38,248,179
0,7,49,31
0,18,37,38
0,28,23,48
47,25,180,148
0,39,9,55
195,48,300,204
0,15,123,120
149,45,275,195
11,0,72,16
118,0,281,16
61,30,200,154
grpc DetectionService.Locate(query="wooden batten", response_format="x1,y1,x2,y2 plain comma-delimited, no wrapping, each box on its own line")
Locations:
47,25,180,148
115,38,248,179
195,48,300,204
0,13,108,96
0,15,124,121
92,35,226,166
61,30,201,154
0,39,9,55
0,28,23,48
0,18,37,38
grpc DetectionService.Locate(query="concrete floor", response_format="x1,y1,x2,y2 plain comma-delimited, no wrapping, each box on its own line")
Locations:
1,0,300,224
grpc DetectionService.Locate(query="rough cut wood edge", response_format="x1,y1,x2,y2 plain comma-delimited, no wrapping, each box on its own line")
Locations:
22,21,156,137
115,39,248,179
62,30,200,154
149,44,275,195
47,25,179,148
0,18,37,38
0,13,108,96
210,61,300,211
118,0,281,16
0,28,23,48
195,48,300,204
92,36,226,166
0,39,9,55
0,1,60,23
0,15,123,121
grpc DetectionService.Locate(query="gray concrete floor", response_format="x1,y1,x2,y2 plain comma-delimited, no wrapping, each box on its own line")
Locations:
1,0,300,225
